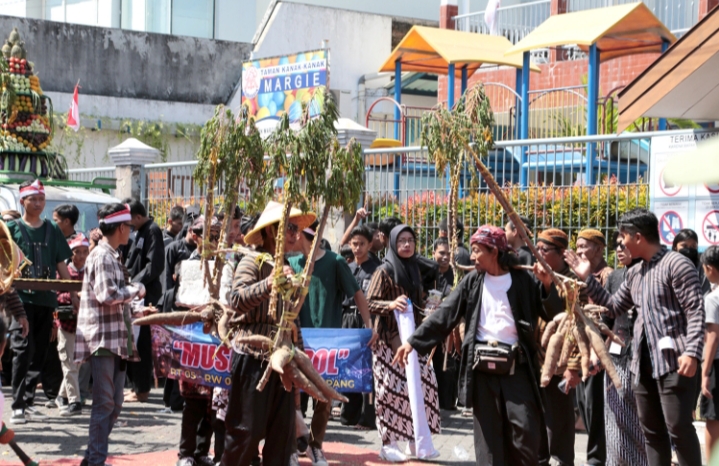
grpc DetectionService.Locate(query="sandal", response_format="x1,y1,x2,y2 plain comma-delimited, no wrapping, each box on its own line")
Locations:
124,391,149,403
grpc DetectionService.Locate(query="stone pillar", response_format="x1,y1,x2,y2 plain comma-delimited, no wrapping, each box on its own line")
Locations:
699,0,719,20
440,0,458,29
108,138,159,201
550,0,569,62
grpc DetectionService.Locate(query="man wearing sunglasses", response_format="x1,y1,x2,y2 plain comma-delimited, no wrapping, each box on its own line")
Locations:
75,203,146,466
123,198,165,403
534,228,583,466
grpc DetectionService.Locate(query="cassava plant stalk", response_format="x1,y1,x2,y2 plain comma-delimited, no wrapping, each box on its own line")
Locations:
462,138,564,292
267,194,292,322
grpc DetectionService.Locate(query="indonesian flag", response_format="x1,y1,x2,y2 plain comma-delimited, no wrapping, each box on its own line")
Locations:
485,0,501,35
67,83,80,132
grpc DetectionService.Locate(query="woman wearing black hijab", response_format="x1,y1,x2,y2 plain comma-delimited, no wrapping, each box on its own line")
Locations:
365,225,441,462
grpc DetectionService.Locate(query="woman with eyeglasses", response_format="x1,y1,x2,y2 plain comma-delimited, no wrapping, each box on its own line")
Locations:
365,224,441,462
603,232,646,466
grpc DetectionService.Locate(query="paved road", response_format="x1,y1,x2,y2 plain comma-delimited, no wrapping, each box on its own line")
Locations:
0,386,674,466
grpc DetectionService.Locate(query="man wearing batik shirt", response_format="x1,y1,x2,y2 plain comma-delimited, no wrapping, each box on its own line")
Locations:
566,208,704,466
75,203,146,466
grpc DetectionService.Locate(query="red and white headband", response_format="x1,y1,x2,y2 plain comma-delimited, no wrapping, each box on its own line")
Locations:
100,204,132,224
19,180,45,199
69,233,90,249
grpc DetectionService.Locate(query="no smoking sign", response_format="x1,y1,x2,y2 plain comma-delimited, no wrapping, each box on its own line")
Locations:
659,211,683,245
703,210,719,245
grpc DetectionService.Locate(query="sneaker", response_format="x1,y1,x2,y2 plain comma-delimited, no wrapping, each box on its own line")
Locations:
307,446,328,466
60,402,82,417
176,458,196,466
157,406,173,414
418,449,440,461
44,399,58,408
288,452,299,466
10,409,27,425
379,443,407,463
195,456,214,466
24,406,47,421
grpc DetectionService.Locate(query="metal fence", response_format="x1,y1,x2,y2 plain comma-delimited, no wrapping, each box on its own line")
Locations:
67,166,117,196
361,131,665,257
568,0,698,35
454,0,551,45
135,129,718,259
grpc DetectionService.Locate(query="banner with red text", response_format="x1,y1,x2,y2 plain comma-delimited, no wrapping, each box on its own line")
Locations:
151,323,373,392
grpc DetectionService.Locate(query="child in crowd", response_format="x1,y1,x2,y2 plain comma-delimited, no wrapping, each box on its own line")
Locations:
55,233,90,416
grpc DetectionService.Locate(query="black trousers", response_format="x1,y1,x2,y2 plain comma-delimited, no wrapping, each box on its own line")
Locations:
633,340,702,466
432,346,459,410
213,412,225,462
179,397,213,460
221,352,295,466
34,339,63,401
163,378,184,411
471,363,541,466
539,375,575,466
127,325,153,394
10,304,54,410
575,372,606,464
339,392,375,428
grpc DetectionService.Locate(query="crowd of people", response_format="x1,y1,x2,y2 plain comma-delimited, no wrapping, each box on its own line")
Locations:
0,178,717,466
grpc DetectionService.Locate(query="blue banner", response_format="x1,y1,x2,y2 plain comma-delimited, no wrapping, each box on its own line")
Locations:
151,323,373,393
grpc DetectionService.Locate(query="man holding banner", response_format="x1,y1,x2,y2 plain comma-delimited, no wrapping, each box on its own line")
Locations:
289,221,377,466
222,202,315,466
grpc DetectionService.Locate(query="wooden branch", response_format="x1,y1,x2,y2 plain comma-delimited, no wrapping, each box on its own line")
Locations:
514,265,587,288
462,138,565,293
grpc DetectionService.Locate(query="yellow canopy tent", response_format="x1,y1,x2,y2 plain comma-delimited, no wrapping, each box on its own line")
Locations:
378,25,539,141
379,25,540,76
505,2,676,61
505,2,675,186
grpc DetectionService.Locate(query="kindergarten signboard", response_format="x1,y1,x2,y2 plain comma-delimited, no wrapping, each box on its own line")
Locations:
151,323,372,392
241,49,329,137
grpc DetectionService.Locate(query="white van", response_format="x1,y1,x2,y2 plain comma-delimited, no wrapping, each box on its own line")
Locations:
0,181,120,234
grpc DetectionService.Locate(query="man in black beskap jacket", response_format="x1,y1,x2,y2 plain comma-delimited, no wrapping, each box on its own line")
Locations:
123,198,165,403
395,226,564,466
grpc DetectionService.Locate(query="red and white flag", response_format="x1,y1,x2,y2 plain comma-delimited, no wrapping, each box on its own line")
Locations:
67,83,80,132
485,0,501,35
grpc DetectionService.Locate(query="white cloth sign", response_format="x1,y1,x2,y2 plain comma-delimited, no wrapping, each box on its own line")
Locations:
395,302,437,458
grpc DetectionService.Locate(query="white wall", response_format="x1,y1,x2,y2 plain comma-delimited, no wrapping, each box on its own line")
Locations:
45,91,208,169
249,2,393,122
45,91,217,125
57,127,199,169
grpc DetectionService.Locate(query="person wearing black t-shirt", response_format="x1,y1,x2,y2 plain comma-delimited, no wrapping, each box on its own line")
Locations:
505,215,535,266
340,226,381,429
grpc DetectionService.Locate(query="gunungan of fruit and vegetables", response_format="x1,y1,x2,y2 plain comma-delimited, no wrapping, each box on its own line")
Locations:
0,28,52,154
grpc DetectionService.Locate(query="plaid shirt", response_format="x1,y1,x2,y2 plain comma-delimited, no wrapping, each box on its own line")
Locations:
585,246,705,379
74,241,140,363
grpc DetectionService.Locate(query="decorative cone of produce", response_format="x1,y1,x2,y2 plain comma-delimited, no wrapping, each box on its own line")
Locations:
0,27,65,179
